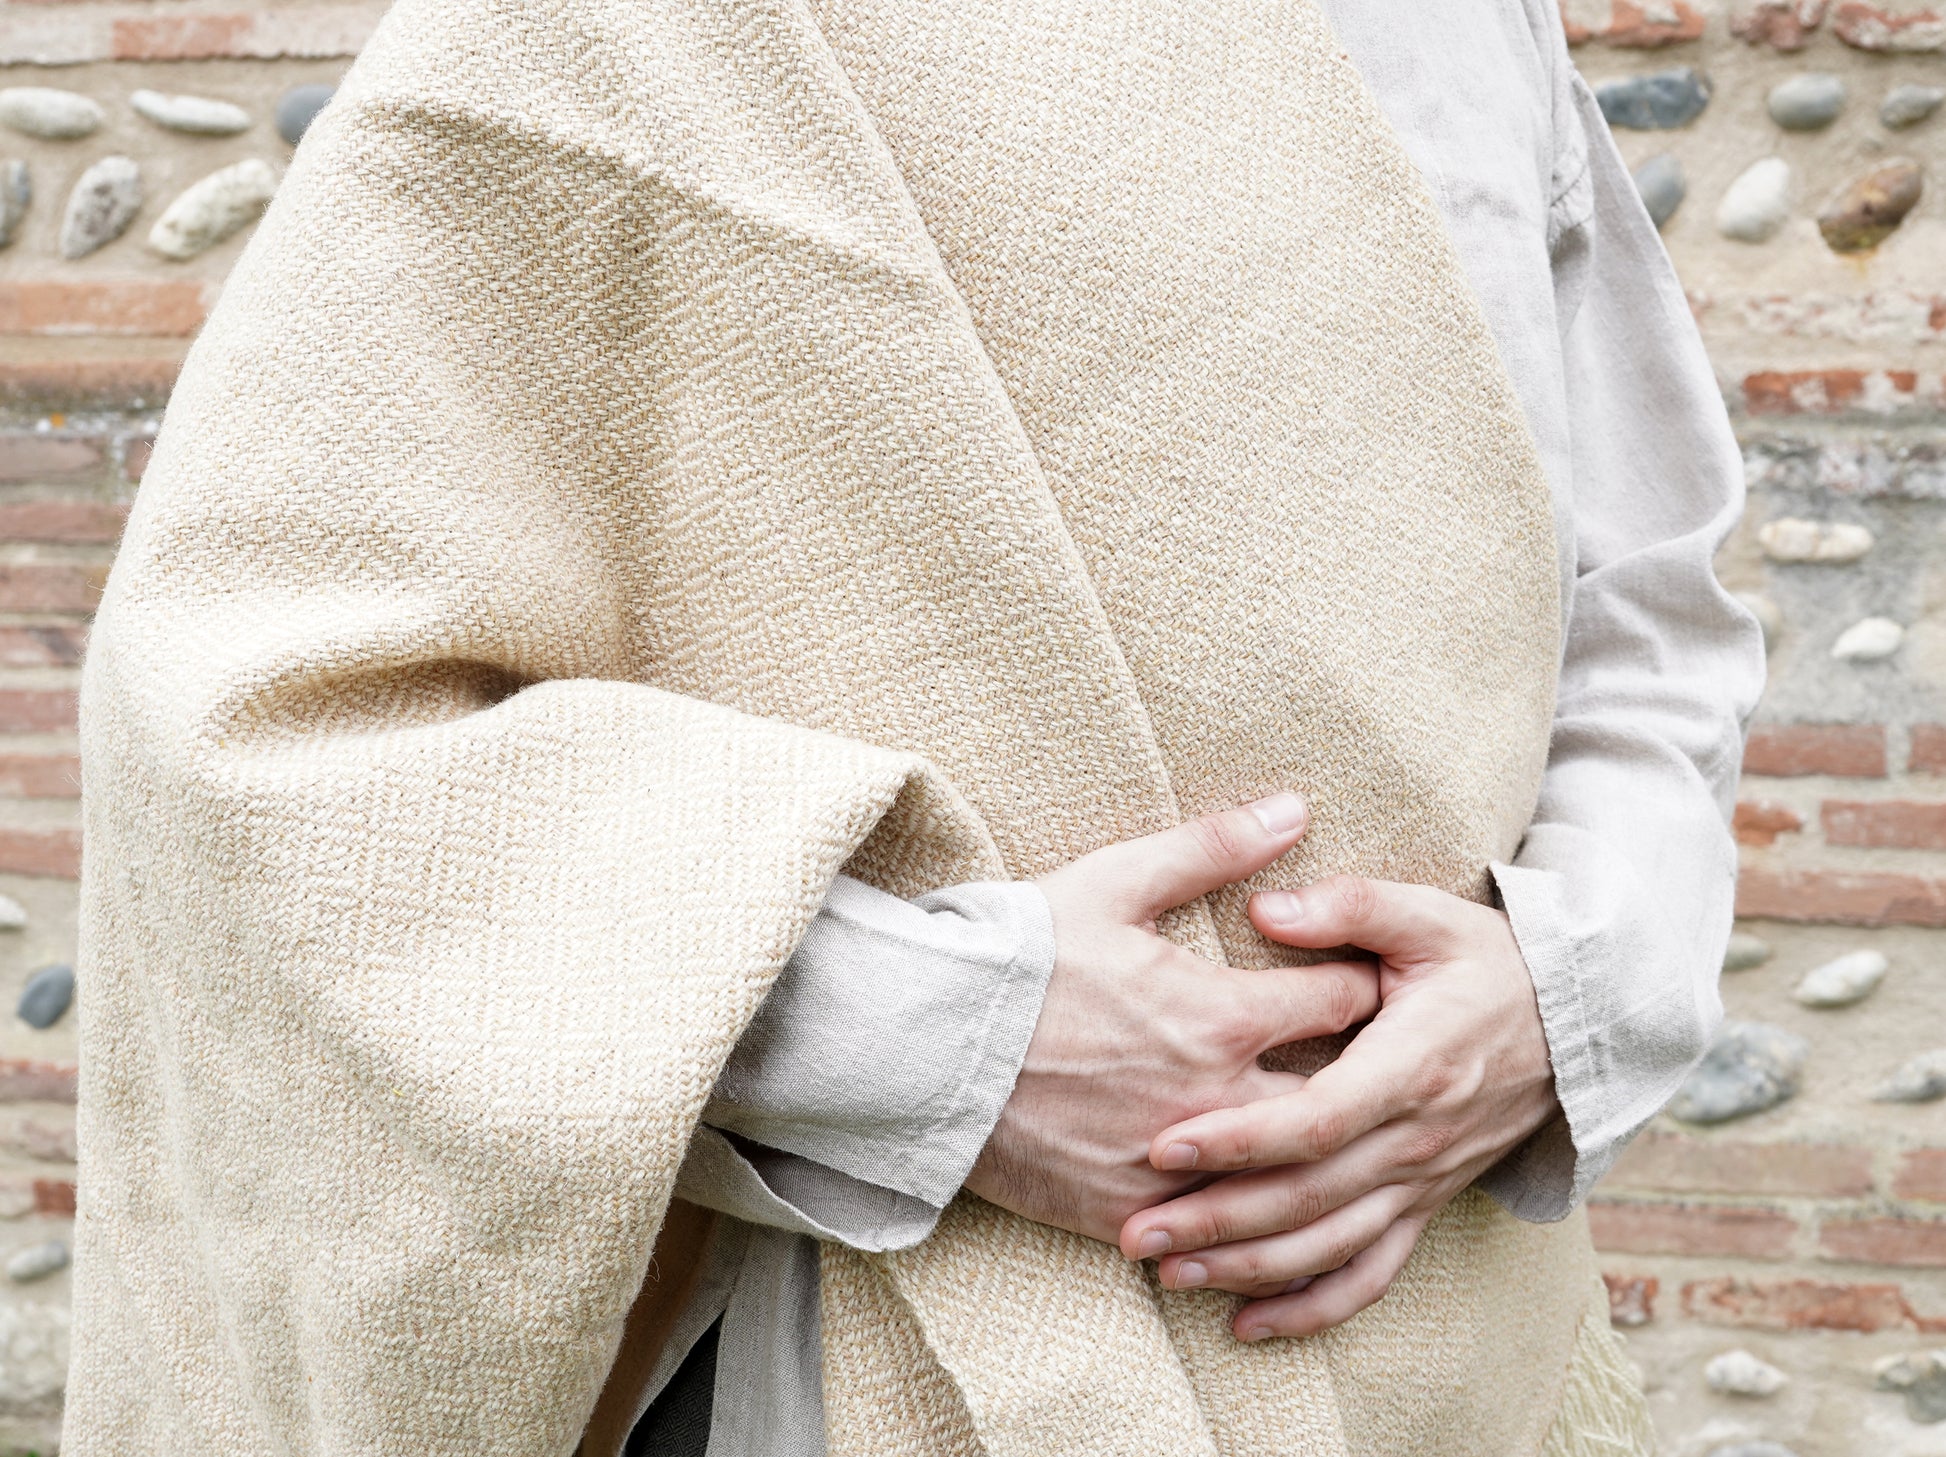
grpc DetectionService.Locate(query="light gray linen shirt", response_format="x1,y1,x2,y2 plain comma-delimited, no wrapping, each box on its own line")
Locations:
628,0,1768,1448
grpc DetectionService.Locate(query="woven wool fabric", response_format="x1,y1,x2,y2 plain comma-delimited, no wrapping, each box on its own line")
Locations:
71,0,1644,1452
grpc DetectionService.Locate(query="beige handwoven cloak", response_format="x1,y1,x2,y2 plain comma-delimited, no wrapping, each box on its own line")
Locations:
71,0,1653,1452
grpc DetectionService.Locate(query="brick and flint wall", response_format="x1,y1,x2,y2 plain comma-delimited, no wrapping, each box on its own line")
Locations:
3,1,1945,1453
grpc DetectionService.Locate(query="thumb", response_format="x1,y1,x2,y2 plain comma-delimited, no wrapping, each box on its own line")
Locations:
1069,795,1309,922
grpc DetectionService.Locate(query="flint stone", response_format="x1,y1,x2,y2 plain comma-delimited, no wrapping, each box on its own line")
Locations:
0,87,103,141
131,89,251,136
0,160,27,250
276,84,335,145
1882,84,1946,129
0,1302,68,1409
1706,1348,1788,1397
1668,1021,1808,1124
1757,516,1873,563
1876,1350,1946,1423
1718,158,1792,242
1724,932,1773,972
4,1241,66,1284
1794,948,1888,1006
1832,616,1904,661
60,155,141,260
1634,153,1686,227
1597,68,1712,130
1768,73,1846,129
1875,1050,1946,1103
16,964,72,1030
1819,159,1924,251
0,893,25,930
1734,592,1781,649
149,159,276,260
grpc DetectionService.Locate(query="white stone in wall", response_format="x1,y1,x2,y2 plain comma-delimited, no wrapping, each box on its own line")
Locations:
60,155,141,260
0,160,26,251
0,893,26,931
1756,517,1873,563
1717,158,1792,243
4,1241,66,1284
1705,1349,1788,1397
131,89,252,137
1793,948,1889,1007
1832,616,1904,661
1723,932,1772,971
1875,1050,1946,1102
148,159,277,261
0,87,103,140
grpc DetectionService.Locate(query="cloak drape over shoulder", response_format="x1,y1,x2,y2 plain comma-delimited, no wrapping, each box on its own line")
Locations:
73,1,1648,1452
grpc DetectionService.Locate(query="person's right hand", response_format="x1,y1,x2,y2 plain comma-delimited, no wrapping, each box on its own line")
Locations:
964,795,1382,1244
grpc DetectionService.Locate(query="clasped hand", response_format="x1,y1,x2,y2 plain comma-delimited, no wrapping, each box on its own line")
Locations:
964,795,1559,1342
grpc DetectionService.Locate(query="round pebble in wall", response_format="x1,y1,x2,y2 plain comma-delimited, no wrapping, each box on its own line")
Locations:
276,84,336,146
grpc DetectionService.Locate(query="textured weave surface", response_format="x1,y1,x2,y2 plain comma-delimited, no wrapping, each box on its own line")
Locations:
71,0,1636,1452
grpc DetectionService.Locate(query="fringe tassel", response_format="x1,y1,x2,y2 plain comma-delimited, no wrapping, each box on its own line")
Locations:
1538,1293,1658,1457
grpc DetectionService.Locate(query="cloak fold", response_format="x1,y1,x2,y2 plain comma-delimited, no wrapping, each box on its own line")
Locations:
73,1,1649,1453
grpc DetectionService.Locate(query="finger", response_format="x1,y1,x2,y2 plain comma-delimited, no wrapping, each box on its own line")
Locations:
1232,1213,1425,1340
1249,876,1460,959
1084,795,1309,920
1156,1185,1414,1296
1149,1027,1419,1171
1230,958,1380,1057
1121,1131,1396,1257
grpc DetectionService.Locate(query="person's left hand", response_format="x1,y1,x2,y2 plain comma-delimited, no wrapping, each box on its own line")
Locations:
1116,876,1559,1342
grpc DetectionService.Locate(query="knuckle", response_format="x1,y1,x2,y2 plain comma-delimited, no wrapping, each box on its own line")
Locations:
1305,1106,1350,1158
1329,876,1379,927
1279,1177,1330,1231
1318,973,1365,1032
1397,1123,1455,1167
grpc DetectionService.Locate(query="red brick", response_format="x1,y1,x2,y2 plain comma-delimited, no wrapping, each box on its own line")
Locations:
1910,725,1946,774
1823,1216,1946,1266
1569,0,1708,44
0,691,78,733
0,627,87,668
1731,0,1830,47
123,436,153,483
1603,1272,1658,1326
0,281,206,339
0,564,106,615
1895,1151,1946,1203
32,1178,74,1216
0,829,82,879
1743,368,1923,415
1738,865,1946,927
0,500,127,545
0,754,81,799
1605,1133,1873,1199
0,435,102,484
1734,799,1805,847
1833,1,1946,50
1744,723,1886,778
1589,1200,1797,1259
112,13,253,59
0,1059,78,1104
1824,799,1946,849
1683,1276,1941,1332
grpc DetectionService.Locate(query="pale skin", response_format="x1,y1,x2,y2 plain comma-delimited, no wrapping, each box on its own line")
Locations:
964,793,1559,1342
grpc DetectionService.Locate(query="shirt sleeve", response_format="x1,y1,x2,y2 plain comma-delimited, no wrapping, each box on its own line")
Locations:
673,875,1056,1249
1479,66,1768,1222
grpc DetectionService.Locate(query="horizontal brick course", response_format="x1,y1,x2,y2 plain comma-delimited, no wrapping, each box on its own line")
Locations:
1895,1151,1946,1203
1602,1272,1658,1326
1910,724,1946,774
1823,799,1946,849
1743,723,1886,778
0,691,78,734
0,754,82,799
0,436,102,485
1605,1133,1874,1199
0,352,183,412
0,565,106,616
1589,1200,1798,1259
1821,1216,1946,1267
0,828,83,880
0,1061,78,1105
1683,1276,1945,1332
0,282,207,340
33,1179,75,1217
1565,0,1708,45
0,626,88,668
0,502,128,546
1742,367,1929,415
1737,865,1946,926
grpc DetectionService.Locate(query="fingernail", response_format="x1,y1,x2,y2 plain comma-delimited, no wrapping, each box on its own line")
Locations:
1156,1142,1199,1171
1174,1261,1208,1289
1134,1230,1170,1259
1255,890,1303,926
1247,793,1306,835
1241,1324,1273,1342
